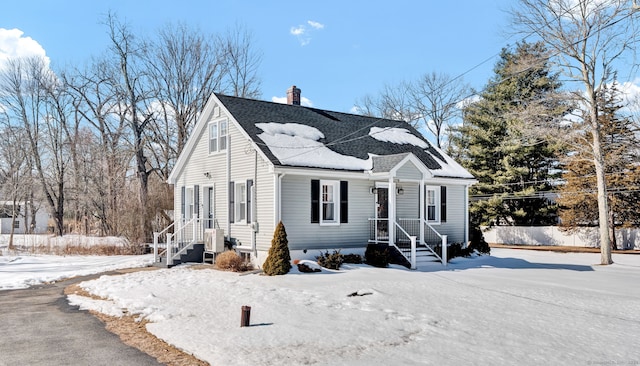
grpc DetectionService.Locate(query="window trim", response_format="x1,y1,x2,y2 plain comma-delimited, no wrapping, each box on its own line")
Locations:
425,185,441,224
320,180,340,226
208,118,228,154
234,182,247,224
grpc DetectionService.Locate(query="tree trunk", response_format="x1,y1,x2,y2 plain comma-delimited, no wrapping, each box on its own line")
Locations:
592,123,612,264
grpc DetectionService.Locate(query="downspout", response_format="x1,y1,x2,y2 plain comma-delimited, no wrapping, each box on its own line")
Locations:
226,132,231,238
252,150,257,254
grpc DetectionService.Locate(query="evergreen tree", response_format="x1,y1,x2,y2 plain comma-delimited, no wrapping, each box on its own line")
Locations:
557,83,640,249
262,221,292,276
450,41,568,227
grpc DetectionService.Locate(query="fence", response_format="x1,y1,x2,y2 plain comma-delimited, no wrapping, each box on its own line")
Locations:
483,226,640,250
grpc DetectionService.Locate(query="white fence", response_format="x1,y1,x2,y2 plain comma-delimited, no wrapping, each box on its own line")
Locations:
0,234,129,248
483,226,640,250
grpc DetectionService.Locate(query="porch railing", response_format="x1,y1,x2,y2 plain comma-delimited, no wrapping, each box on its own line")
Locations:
393,222,417,269
369,218,447,266
368,218,389,243
421,219,447,265
154,217,212,265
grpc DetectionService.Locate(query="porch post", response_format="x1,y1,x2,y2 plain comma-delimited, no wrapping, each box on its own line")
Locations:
153,232,159,263
464,184,469,248
419,179,425,245
166,233,173,266
388,178,396,246
442,234,448,266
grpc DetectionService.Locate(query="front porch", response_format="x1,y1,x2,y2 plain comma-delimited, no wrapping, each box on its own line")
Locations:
368,217,448,268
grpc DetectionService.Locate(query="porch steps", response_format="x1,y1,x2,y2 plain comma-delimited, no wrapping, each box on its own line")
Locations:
154,243,205,268
414,246,442,267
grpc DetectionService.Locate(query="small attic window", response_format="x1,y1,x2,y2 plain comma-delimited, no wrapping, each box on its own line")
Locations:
209,119,228,154
213,105,220,117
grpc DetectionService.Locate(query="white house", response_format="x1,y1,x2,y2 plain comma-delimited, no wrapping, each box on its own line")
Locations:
156,86,476,269
0,201,49,234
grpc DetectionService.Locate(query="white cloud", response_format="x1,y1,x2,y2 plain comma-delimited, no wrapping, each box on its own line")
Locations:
0,28,49,69
290,20,324,46
290,26,305,36
307,20,325,30
619,78,640,113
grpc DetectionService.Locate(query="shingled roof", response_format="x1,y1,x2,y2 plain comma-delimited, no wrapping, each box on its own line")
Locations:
216,93,474,179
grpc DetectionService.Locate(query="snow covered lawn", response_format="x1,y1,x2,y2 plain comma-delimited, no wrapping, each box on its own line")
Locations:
67,249,640,366
0,254,153,290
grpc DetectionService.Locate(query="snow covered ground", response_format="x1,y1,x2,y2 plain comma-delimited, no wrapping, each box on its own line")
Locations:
1,249,637,364
61,249,640,366
0,254,153,290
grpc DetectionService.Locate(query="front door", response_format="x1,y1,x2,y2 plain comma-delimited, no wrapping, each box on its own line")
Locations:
375,187,389,241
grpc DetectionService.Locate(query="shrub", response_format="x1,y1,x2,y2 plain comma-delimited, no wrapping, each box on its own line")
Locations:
262,221,292,276
342,253,363,264
365,245,390,268
469,224,491,254
316,250,344,270
215,251,252,272
434,243,472,262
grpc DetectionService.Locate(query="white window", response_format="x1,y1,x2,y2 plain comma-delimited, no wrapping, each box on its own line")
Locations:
425,186,439,222
321,180,340,225
185,187,194,219
235,182,246,223
209,119,228,154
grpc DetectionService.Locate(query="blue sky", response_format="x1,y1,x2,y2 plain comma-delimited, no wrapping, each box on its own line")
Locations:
3,0,524,113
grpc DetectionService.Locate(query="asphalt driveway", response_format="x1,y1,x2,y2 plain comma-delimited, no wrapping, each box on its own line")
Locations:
0,274,162,366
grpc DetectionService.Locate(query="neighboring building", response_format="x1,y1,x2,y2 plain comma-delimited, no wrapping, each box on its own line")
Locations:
157,86,476,269
0,201,49,234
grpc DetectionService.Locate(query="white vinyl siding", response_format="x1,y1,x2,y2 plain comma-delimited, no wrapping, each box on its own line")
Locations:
281,175,372,251
435,184,467,243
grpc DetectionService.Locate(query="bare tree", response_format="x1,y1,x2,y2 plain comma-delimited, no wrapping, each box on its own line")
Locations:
511,0,640,264
409,72,469,148
65,60,129,236
218,23,263,99
354,82,418,124
104,13,155,243
143,22,226,177
0,56,71,236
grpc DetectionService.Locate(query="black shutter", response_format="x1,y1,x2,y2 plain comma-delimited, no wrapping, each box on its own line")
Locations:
194,185,200,218
247,179,253,222
340,181,348,223
311,179,320,223
440,186,447,223
181,186,185,219
229,182,235,223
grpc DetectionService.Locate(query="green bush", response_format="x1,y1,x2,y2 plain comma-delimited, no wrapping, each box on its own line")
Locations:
316,250,344,270
469,224,491,254
262,221,292,276
365,245,390,268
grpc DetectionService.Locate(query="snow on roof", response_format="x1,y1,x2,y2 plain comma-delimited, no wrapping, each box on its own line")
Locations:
369,127,428,148
256,122,372,170
429,145,475,179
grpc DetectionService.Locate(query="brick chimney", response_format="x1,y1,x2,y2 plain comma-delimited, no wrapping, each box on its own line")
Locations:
286,85,301,105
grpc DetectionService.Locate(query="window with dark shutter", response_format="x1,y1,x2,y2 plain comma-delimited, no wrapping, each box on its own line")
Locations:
440,186,447,223
311,179,320,223
229,182,235,223
340,181,348,223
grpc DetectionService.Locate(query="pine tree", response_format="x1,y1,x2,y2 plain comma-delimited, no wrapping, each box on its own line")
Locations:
262,221,292,276
450,41,568,227
557,83,640,249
